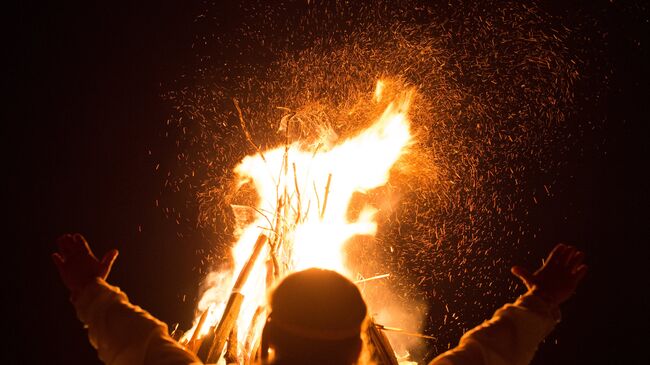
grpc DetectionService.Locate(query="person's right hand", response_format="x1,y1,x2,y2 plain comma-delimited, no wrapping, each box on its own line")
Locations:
52,233,118,300
511,243,588,307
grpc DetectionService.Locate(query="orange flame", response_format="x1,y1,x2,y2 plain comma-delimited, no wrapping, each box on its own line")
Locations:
184,80,414,361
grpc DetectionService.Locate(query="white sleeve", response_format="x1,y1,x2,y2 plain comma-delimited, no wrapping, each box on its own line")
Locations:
429,291,561,365
73,278,203,365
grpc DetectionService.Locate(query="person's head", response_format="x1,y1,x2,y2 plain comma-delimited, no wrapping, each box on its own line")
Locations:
262,268,368,365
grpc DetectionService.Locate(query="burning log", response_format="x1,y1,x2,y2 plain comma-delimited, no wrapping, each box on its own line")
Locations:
205,234,269,363
367,319,400,365
242,306,266,365
205,292,244,362
225,326,239,364
187,81,417,364
187,308,210,353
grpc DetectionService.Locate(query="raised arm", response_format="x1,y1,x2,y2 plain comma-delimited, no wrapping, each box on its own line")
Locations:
53,233,201,365
430,244,587,365
510,244,587,308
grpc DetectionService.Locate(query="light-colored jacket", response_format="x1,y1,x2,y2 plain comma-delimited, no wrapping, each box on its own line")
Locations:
73,278,560,365
428,292,560,365
74,278,201,365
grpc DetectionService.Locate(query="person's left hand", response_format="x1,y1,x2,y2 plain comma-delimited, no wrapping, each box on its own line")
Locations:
52,233,118,299
511,243,587,307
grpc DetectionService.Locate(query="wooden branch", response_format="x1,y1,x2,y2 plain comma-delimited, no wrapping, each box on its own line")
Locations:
320,173,332,219
225,326,239,364
206,234,269,363
233,234,269,291
355,273,390,284
187,308,210,354
292,162,301,222
243,306,266,365
303,199,311,222
375,324,436,340
311,142,323,158
367,318,399,365
233,98,266,162
205,292,243,363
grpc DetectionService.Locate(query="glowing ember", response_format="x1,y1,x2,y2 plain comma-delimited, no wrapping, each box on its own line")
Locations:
183,80,414,362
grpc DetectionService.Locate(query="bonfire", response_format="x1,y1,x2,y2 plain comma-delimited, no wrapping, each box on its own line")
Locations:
179,80,426,364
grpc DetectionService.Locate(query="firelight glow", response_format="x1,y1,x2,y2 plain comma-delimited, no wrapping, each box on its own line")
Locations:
183,80,414,361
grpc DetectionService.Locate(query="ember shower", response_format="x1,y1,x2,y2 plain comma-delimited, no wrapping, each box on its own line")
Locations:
163,1,583,363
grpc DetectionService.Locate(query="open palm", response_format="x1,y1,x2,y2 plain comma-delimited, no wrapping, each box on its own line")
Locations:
52,233,118,299
511,244,587,306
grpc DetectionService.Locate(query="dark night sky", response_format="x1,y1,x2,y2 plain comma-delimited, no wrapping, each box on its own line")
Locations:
7,1,649,364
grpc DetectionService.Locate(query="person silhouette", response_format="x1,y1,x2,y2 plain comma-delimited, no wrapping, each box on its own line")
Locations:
53,233,586,365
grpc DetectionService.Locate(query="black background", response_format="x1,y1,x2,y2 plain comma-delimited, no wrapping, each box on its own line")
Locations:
7,1,648,364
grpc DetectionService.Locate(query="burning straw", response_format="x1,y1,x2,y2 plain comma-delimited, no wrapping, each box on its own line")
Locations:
182,81,423,364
